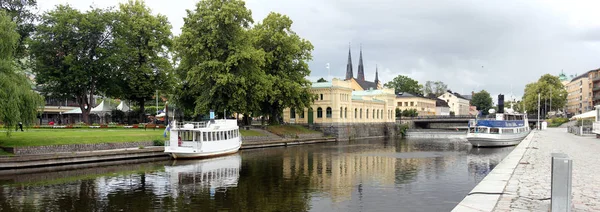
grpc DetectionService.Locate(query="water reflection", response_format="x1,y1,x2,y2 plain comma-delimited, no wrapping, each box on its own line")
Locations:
467,147,514,181
0,138,514,212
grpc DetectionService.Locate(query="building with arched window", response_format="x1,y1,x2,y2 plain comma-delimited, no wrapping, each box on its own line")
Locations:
283,78,396,125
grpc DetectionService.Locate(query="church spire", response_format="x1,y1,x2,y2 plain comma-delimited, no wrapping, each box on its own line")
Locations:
357,44,365,81
345,43,353,80
375,64,379,85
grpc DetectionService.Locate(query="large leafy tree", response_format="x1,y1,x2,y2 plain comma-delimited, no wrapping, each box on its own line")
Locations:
174,0,266,118
252,12,314,125
30,5,114,124
422,80,448,96
384,75,423,95
471,90,493,115
0,0,37,62
522,74,567,116
112,0,173,121
0,11,43,135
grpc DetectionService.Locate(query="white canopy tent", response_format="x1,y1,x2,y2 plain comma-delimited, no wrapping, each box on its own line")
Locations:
117,101,130,112
91,100,115,124
63,107,82,114
570,110,596,120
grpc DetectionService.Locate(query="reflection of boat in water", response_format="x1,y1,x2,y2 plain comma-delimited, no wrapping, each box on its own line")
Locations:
165,154,241,195
467,147,513,178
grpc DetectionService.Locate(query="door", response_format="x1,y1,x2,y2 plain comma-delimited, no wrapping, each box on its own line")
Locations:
308,108,314,124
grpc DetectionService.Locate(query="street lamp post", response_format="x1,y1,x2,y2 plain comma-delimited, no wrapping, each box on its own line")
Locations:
538,93,541,130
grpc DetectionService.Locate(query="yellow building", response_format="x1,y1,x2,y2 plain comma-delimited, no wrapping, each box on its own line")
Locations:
283,78,396,124
566,73,591,115
395,93,436,116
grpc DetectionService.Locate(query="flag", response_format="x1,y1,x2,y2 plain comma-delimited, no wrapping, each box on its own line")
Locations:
163,124,170,138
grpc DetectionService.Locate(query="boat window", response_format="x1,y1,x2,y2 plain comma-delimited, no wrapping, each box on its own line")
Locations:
203,132,207,141
469,128,475,133
502,128,514,134
490,128,499,134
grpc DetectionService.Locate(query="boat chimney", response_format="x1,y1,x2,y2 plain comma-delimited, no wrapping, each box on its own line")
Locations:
498,94,505,113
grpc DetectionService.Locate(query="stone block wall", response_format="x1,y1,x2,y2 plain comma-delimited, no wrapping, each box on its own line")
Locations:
310,122,397,140
5,141,155,155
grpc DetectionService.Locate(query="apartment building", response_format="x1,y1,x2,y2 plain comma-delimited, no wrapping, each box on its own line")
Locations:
566,74,592,115
395,93,437,116
438,91,470,115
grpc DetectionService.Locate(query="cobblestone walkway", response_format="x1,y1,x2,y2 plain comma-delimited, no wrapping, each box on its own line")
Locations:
495,128,600,211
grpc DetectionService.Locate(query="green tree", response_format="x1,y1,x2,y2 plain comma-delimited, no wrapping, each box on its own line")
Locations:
112,0,173,122
395,108,401,118
252,12,315,125
174,0,266,119
316,77,327,82
471,90,493,115
0,11,43,135
0,0,37,62
30,5,114,124
504,100,523,113
522,74,567,115
422,81,448,96
401,109,418,117
384,75,423,95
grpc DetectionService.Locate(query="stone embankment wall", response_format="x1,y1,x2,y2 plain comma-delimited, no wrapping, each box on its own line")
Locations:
4,141,155,155
310,123,397,139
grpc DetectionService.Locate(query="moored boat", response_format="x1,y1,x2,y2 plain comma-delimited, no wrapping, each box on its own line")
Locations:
165,119,242,159
467,95,530,147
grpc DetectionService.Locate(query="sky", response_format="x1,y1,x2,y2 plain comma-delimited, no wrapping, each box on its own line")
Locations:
37,0,600,100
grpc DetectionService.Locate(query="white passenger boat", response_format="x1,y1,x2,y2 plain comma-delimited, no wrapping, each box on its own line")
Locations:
165,119,242,159
467,110,530,147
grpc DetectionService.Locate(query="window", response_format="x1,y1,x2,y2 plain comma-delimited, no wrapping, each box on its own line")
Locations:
355,108,358,118
317,107,323,118
372,109,375,119
345,107,348,118
397,102,401,107
360,109,363,118
203,132,207,141
340,107,343,118
410,102,414,106
376,109,379,119
404,102,408,106
290,108,296,118
320,94,323,100
326,107,332,118
300,110,304,118
366,109,369,119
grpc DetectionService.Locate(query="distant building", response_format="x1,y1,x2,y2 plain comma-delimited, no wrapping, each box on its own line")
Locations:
344,46,382,91
566,73,591,115
395,93,436,116
438,91,470,115
588,68,600,107
282,79,396,124
434,98,450,116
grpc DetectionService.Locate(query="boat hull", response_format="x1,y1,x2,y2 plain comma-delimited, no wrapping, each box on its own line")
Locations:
169,146,240,159
467,131,530,147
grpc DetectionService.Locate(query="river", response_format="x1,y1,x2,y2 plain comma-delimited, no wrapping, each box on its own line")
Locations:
0,137,513,211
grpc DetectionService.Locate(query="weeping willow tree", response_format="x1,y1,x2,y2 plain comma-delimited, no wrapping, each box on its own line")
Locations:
0,11,43,136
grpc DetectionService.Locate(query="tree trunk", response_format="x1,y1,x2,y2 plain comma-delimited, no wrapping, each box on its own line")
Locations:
243,113,251,126
139,99,145,123
269,104,281,125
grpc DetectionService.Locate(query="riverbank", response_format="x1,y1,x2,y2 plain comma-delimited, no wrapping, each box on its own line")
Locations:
0,137,336,171
454,128,600,211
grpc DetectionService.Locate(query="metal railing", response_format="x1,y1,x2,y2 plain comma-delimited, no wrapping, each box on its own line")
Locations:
175,121,207,129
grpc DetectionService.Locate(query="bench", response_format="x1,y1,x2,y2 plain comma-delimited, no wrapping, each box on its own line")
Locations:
52,125,66,128
123,126,133,129
89,126,100,128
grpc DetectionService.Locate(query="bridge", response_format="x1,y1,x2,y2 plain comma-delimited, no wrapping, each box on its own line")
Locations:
397,115,544,129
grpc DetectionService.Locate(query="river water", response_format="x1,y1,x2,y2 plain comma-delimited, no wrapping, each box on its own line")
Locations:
0,138,513,212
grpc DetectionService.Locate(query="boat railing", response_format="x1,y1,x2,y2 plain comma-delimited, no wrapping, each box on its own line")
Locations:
175,121,207,129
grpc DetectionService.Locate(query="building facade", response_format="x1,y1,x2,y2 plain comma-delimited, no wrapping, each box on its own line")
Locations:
566,74,591,115
283,79,396,125
438,91,470,115
395,93,436,116
435,98,450,116
588,68,600,107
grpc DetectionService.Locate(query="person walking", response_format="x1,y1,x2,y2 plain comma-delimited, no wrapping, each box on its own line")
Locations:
18,122,23,131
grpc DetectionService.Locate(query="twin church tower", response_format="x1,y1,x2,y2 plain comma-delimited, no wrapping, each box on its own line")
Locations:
344,45,381,90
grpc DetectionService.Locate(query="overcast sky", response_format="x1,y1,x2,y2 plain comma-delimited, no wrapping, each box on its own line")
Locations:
37,0,600,100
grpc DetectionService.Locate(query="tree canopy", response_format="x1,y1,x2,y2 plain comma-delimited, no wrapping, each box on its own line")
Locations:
471,90,493,115
30,5,114,124
522,74,567,115
252,12,314,125
384,75,423,95
0,11,43,135
174,0,266,118
422,81,448,96
0,0,37,62
317,78,327,82
111,0,173,121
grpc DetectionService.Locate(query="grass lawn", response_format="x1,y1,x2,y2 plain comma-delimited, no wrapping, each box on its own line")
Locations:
266,125,320,136
240,130,265,137
0,128,165,147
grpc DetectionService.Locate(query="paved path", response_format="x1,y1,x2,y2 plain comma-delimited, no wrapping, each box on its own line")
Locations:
495,128,600,211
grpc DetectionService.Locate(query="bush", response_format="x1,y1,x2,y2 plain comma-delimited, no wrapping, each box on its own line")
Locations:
397,124,409,138
548,117,570,127
153,139,165,146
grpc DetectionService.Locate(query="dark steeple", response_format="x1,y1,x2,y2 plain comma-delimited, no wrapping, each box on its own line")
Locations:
374,64,379,85
357,44,365,81
345,44,353,80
